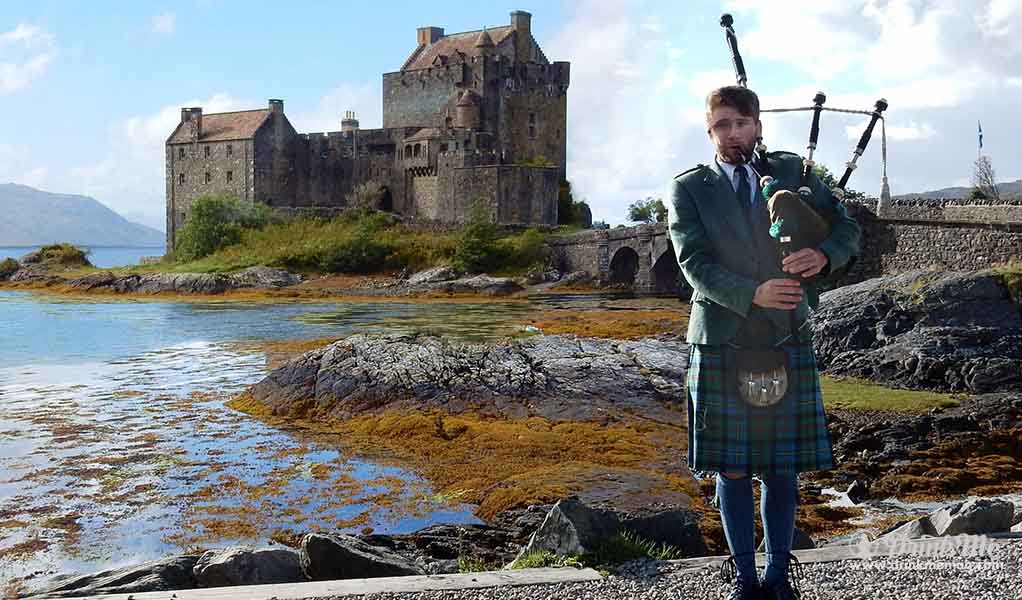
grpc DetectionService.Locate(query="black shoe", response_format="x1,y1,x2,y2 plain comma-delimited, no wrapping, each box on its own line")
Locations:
761,553,805,600
718,554,765,600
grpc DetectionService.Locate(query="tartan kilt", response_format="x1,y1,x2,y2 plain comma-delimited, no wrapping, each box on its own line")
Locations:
686,342,835,476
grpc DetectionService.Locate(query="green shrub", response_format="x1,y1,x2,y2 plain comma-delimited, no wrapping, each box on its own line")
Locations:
453,201,503,273
20,243,91,268
174,195,273,261
0,257,19,278
316,231,390,273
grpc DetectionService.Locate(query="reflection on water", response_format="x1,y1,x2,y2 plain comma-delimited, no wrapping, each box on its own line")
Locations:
0,291,622,585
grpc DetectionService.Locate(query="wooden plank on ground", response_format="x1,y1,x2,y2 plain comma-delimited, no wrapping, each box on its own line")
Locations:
666,533,1017,575
42,567,604,600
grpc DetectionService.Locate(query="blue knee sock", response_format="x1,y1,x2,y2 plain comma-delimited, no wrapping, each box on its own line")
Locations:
716,473,757,585
760,473,798,586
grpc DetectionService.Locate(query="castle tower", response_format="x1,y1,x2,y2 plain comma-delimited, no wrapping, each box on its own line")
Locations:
455,91,480,129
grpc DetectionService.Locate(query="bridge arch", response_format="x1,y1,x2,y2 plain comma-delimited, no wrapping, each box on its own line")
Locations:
651,249,682,295
609,246,640,286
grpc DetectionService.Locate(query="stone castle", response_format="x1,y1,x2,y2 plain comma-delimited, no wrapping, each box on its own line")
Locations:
164,10,569,252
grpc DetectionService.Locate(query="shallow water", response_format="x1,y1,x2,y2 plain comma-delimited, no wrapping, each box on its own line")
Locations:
0,290,633,585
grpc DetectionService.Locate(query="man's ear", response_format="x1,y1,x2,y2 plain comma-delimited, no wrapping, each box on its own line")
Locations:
755,120,763,139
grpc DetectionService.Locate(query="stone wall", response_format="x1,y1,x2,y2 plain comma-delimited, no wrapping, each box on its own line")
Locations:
412,175,441,219
435,164,558,224
880,203,1022,224
852,214,1022,280
165,140,256,251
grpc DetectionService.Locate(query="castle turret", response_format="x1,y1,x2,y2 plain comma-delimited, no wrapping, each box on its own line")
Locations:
180,107,202,143
511,10,532,62
455,91,481,129
474,27,495,55
341,110,359,134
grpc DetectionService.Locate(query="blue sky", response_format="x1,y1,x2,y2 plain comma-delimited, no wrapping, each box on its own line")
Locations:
2,0,1020,231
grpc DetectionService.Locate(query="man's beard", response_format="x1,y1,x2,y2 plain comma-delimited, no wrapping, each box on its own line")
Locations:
719,141,757,165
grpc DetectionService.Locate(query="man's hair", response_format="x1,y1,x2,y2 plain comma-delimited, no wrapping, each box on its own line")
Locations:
706,86,760,122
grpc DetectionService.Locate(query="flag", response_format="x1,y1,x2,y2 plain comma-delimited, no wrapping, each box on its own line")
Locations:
979,120,983,150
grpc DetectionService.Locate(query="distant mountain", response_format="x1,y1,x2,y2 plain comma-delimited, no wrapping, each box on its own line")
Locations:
0,183,164,247
894,179,1022,200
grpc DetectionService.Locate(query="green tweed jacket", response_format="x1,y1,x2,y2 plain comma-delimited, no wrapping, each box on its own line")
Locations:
666,151,861,346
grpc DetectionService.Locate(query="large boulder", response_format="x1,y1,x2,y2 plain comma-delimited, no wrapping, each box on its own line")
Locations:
192,546,302,587
299,533,425,581
810,270,1022,392
928,498,1016,536
406,266,459,285
246,332,689,425
31,555,199,598
876,516,938,542
514,496,706,562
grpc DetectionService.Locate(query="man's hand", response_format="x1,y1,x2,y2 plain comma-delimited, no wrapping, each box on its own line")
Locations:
753,279,803,310
782,248,828,278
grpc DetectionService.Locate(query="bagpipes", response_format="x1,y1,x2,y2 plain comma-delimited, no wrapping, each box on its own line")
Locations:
720,13,887,270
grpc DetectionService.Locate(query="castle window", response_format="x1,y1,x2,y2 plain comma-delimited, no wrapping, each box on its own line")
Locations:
405,144,412,156
205,172,211,184
226,171,233,183
289,159,295,171
529,126,536,139
529,113,536,124
413,144,421,158
179,173,185,185
226,144,233,157
204,146,211,158
440,143,448,152
179,147,185,159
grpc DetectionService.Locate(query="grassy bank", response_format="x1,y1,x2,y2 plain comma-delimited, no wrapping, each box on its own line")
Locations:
92,211,580,279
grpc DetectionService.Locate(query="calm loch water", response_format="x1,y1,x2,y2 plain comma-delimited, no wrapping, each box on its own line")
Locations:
0,290,622,585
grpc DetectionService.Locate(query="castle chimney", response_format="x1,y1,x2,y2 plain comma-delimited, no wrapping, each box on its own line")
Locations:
341,110,360,134
181,107,202,142
268,99,284,114
511,10,532,62
417,26,444,46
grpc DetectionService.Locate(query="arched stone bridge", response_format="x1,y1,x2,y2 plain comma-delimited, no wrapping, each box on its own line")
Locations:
546,222,685,294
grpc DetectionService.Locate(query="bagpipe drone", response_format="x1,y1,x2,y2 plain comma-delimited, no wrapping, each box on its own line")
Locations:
720,13,887,272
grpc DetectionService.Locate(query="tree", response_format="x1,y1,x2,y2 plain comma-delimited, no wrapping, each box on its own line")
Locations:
972,155,1000,201
558,180,593,227
174,195,273,261
813,164,865,201
627,197,667,224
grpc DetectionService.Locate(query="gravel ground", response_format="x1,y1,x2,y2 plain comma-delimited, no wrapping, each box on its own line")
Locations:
319,540,1022,600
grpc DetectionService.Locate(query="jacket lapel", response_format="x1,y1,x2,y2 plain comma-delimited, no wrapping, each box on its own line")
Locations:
701,161,751,240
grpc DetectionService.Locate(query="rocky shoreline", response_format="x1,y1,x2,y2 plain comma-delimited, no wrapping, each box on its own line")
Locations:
10,267,1022,597
0,256,600,299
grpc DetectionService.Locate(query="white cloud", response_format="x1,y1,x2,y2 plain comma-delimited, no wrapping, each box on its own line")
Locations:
289,81,381,133
544,0,709,225
151,12,176,36
0,24,56,93
56,94,252,231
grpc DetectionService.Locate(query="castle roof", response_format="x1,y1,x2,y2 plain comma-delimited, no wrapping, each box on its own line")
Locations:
402,26,513,71
167,109,271,144
404,127,446,142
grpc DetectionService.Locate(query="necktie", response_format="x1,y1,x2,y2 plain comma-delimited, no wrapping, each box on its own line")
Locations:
735,167,752,212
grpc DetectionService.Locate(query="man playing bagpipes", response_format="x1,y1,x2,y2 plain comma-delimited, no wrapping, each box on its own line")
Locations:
666,84,861,600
